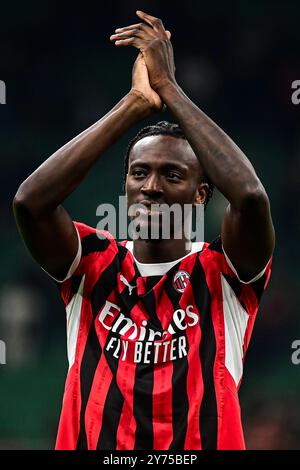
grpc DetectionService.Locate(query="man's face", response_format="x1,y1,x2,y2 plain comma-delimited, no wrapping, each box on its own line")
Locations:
125,135,208,239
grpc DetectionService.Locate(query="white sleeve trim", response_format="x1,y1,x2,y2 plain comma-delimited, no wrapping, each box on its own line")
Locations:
41,226,82,283
222,244,270,285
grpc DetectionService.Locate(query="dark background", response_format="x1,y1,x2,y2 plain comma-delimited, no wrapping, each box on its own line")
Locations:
0,0,299,449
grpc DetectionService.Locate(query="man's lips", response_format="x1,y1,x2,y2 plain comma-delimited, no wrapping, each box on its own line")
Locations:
135,200,165,214
138,200,164,207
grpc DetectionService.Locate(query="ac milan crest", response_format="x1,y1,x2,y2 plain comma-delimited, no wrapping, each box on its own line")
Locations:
173,270,190,293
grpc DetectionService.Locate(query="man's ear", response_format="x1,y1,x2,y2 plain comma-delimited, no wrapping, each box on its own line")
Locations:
192,182,209,207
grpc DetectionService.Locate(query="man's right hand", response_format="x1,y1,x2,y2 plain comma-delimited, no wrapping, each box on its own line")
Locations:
130,53,164,113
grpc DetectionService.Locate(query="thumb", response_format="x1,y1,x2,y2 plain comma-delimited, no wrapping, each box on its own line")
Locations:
166,30,171,40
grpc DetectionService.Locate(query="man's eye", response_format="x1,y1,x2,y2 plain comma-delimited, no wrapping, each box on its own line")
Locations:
132,170,146,177
167,172,181,180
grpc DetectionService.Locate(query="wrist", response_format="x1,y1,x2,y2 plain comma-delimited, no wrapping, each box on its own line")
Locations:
152,78,179,95
154,81,184,111
127,89,153,119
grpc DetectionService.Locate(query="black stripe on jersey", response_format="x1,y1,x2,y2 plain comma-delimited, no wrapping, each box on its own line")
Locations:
96,339,125,450
222,273,248,312
76,322,102,449
133,363,154,450
76,252,118,450
140,284,163,331
222,273,241,298
116,244,140,314
164,268,189,450
67,274,84,305
192,257,217,450
97,247,139,450
118,243,132,261
118,244,140,286
250,274,267,302
207,236,223,254
133,286,163,450
145,276,162,294
81,233,112,258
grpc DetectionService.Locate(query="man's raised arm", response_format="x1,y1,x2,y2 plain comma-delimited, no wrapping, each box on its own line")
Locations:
111,11,275,281
13,54,162,280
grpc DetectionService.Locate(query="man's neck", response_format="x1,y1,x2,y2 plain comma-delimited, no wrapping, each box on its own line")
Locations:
133,238,192,264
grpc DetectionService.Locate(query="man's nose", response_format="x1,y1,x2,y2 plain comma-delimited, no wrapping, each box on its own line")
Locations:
141,174,163,196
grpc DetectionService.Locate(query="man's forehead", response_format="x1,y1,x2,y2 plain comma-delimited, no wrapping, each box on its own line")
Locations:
129,135,198,166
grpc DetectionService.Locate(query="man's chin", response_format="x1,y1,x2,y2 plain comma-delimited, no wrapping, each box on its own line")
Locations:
131,219,175,241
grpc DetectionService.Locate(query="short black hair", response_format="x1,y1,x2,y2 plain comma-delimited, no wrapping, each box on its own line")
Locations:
123,121,214,209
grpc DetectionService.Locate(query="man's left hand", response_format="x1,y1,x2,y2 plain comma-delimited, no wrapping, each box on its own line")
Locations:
110,10,176,92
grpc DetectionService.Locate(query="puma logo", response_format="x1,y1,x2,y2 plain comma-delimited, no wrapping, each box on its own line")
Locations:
120,274,136,296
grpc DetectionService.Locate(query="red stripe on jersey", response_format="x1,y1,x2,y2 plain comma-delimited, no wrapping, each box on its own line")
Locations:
241,263,272,381
152,288,174,450
115,359,137,450
84,250,117,300
178,256,203,450
120,247,138,282
241,282,259,315
152,362,174,450
84,354,113,449
240,314,255,389
218,368,245,449
55,363,82,449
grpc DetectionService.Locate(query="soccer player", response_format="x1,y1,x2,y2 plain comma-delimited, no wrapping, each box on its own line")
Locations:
13,11,275,450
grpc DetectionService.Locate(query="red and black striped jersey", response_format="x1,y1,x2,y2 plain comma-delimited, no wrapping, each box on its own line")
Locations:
54,221,272,450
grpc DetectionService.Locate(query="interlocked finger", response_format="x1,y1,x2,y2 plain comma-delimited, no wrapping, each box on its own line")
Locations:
110,27,151,43
136,10,166,33
114,23,153,34
112,36,144,48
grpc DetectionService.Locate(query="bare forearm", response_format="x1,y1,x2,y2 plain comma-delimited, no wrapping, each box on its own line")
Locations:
15,91,149,214
159,82,265,208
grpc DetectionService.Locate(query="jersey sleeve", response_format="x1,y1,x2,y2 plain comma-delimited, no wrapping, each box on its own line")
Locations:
204,235,272,317
51,221,117,307
201,235,273,387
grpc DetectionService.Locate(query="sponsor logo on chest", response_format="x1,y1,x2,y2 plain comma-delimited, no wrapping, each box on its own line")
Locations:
98,300,199,364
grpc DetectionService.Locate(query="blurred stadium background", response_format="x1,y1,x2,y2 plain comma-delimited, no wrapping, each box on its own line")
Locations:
0,0,300,449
